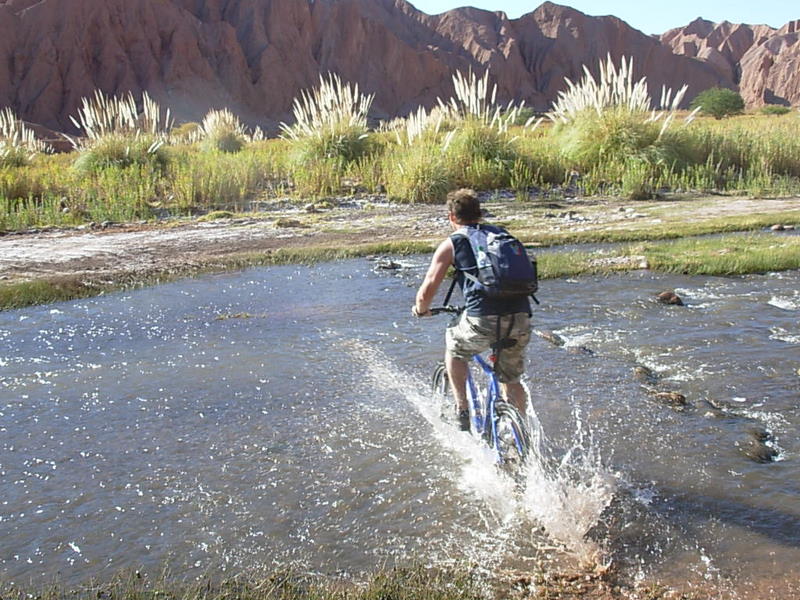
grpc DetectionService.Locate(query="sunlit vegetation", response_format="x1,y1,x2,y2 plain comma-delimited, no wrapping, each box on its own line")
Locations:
2,57,800,233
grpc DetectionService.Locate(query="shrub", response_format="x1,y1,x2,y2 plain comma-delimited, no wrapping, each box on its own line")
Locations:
0,108,52,167
690,88,745,119
384,141,451,203
760,105,791,116
72,133,169,173
199,109,247,153
280,73,374,165
68,91,172,173
547,55,692,183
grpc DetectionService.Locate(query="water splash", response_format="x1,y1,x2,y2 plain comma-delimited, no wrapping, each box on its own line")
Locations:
344,338,618,567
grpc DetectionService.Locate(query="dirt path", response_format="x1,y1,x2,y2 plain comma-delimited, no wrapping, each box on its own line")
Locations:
2,195,799,286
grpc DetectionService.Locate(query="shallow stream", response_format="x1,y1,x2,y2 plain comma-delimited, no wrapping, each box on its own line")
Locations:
1,257,798,594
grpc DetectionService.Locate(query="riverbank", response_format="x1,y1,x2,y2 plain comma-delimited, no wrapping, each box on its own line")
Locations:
0,564,755,600
1,193,799,310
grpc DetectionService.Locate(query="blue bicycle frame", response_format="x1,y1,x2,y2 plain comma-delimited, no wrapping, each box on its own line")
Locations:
466,353,526,464
430,305,530,466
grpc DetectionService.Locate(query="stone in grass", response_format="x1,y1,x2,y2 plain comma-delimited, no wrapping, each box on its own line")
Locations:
274,217,307,228
656,290,684,306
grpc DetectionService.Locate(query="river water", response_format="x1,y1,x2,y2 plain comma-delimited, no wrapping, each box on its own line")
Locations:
1,257,798,595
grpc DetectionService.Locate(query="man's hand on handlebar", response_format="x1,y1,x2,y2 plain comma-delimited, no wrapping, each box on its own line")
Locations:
411,305,432,318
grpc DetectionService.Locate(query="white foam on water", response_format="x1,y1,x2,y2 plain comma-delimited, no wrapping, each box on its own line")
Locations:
768,294,800,311
345,339,617,567
520,407,617,565
769,327,800,344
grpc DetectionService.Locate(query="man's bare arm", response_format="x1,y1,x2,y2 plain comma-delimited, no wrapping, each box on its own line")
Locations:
413,239,454,317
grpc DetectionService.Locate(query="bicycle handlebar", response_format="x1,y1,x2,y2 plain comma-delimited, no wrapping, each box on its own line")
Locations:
430,306,463,315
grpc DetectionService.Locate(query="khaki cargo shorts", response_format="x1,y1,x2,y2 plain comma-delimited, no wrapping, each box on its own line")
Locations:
445,312,531,383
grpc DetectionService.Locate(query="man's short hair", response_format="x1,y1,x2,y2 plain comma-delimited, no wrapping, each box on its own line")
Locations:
447,188,481,224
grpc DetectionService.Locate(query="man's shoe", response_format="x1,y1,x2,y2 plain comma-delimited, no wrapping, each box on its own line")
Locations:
458,409,471,432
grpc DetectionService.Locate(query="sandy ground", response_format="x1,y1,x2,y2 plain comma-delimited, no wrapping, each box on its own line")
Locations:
1,195,799,286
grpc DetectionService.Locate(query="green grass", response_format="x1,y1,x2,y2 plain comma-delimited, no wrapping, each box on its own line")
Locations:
637,233,800,275
516,209,800,246
3,112,800,232
0,566,483,600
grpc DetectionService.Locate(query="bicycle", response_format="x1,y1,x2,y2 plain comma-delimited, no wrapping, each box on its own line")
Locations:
429,306,531,471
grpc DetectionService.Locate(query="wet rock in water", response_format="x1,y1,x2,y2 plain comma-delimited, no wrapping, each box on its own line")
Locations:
656,290,684,306
567,345,595,356
699,399,725,418
770,223,787,231
706,397,733,412
745,426,771,442
633,365,658,384
737,430,778,463
375,258,401,270
647,389,688,409
534,329,565,347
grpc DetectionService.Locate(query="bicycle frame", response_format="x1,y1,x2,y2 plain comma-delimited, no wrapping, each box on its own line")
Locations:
466,353,525,462
430,305,531,466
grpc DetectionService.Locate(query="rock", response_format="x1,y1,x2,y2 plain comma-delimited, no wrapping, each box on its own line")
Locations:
656,290,684,306
771,224,786,231
0,0,733,132
274,218,304,228
633,365,658,384
737,434,778,463
661,18,800,108
375,259,401,270
567,345,595,356
304,203,319,213
534,329,565,347
647,389,688,409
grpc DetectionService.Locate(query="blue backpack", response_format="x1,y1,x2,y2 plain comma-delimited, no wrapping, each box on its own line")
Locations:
454,225,538,300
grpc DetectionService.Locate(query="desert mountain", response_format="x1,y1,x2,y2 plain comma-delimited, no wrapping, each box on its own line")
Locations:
0,0,795,133
661,18,800,107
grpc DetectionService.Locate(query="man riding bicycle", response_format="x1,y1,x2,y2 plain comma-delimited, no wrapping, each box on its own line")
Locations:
412,188,532,431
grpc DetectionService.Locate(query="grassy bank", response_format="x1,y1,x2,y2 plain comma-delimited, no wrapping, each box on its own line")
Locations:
3,113,800,232
3,67,800,231
3,231,797,311
0,565,726,600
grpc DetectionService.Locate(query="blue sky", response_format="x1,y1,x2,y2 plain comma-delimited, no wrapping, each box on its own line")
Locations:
410,1,798,34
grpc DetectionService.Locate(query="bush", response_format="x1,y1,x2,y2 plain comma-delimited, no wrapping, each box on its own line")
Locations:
760,105,791,116
0,108,52,166
199,109,247,153
384,141,451,203
280,73,374,165
72,133,169,173
690,88,745,119
553,107,664,169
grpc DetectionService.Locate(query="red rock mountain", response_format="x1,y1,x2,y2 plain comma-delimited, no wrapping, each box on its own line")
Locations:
0,0,795,132
661,18,800,107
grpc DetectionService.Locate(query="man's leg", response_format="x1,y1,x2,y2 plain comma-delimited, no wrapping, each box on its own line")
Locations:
496,313,531,418
446,352,469,412
501,382,527,417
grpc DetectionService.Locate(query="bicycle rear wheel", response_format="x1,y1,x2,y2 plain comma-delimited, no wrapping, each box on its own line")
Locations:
493,401,531,468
